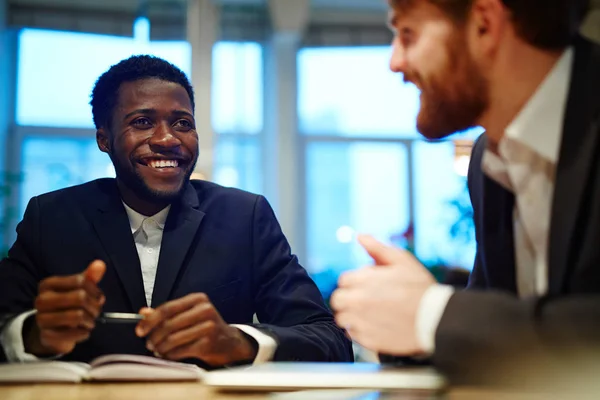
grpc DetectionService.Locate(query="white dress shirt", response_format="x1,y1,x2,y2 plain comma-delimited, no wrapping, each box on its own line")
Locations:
1,202,277,363
415,47,574,354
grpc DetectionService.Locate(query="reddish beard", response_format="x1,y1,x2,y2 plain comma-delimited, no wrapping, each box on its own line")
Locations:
405,31,489,139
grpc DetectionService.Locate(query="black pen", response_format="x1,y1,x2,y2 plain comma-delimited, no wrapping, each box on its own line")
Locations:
98,312,144,323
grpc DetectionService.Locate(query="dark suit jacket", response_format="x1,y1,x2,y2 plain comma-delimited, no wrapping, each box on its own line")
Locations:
432,36,600,385
0,179,353,366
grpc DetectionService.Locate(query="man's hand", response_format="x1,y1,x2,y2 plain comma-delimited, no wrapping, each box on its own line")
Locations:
135,293,257,366
330,235,436,356
25,260,106,356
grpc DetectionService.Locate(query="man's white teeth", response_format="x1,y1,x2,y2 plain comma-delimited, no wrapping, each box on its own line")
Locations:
149,160,179,168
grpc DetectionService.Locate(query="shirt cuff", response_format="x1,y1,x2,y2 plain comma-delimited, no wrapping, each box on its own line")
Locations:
0,310,40,362
230,324,277,364
416,284,454,355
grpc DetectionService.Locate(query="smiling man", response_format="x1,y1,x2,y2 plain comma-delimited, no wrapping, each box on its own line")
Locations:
331,0,600,387
0,55,352,367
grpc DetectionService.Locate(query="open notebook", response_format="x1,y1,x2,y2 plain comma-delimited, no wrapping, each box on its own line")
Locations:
0,354,205,383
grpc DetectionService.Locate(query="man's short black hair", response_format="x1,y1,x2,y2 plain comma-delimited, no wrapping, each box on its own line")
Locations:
90,55,195,130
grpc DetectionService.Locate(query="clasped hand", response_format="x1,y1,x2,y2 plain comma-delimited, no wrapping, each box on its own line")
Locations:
135,293,257,366
29,261,256,366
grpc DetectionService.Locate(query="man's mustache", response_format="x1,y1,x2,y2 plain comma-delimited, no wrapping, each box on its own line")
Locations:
402,72,421,88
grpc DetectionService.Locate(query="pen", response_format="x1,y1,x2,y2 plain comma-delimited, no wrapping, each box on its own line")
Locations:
98,312,144,323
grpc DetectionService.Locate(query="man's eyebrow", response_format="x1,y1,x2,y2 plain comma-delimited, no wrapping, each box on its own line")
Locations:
123,109,194,120
123,109,156,120
387,12,399,31
172,110,194,119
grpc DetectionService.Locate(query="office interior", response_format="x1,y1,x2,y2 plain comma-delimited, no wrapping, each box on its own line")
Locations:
0,0,599,301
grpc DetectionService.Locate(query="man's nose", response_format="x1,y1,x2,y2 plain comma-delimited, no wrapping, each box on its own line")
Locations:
149,122,181,149
389,37,407,73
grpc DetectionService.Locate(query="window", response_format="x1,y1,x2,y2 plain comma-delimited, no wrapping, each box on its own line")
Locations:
412,141,476,269
306,142,410,296
17,27,191,128
212,42,263,135
20,137,114,216
299,46,480,295
213,135,262,196
298,46,421,137
212,42,264,194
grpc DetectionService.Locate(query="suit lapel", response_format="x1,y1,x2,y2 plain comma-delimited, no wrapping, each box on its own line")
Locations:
481,166,518,292
90,181,147,312
470,135,517,292
549,38,600,294
151,183,205,308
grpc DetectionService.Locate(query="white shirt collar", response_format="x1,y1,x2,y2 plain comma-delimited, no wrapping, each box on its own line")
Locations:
503,47,574,163
122,202,170,234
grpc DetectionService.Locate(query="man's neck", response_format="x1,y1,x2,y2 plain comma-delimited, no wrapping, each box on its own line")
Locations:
480,44,565,147
116,179,170,217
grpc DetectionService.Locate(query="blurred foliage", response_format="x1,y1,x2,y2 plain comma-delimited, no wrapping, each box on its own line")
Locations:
0,171,24,258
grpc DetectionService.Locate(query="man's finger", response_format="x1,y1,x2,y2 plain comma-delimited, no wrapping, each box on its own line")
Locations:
329,288,353,312
154,320,216,356
137,293,210,337
84,260,106,284
40,327,92,347
35,289,103,318
162,337,210,361
337,268,373,288
358,234,404,265
334,312,355,334
82,279,104,301
37,309,96,330
39,274,85,293
147,302,215,350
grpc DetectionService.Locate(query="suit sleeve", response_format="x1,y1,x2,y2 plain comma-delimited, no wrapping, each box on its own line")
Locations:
433,290,600,386
0,197,45,361
249,195,353,362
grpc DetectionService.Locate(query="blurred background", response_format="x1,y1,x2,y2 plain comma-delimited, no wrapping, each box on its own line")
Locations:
0,0,598,299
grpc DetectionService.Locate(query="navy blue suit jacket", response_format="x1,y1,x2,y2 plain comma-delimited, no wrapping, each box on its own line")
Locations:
0,179,353,366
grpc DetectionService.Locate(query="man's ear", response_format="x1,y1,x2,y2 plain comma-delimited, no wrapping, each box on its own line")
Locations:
467,0,507,59
96,128,110,154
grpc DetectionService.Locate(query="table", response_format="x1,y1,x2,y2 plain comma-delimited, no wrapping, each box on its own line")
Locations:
0,383,561,400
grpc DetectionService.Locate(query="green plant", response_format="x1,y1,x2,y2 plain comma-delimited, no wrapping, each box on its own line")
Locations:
0,171,24,258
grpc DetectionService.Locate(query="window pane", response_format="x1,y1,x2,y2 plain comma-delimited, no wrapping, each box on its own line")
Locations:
17,28,191,128
212,42,263,134
298,46,484,140
306,142,410,296
213,135,262,195
298,47,420,137
412,140,476,270
20,136,115,217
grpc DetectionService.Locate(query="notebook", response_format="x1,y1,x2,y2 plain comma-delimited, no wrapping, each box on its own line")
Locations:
203,362,446,392
0,354,205,383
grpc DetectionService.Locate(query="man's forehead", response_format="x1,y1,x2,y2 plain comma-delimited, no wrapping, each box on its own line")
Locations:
117,79,192,109
387,2,420,28
388,1,456,29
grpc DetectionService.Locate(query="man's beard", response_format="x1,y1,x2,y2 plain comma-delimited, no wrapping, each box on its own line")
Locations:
407,33,489,140
112,157,197,204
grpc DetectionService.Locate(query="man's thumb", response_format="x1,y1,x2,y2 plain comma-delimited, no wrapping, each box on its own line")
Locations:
357,234,402,265
84,260,106,284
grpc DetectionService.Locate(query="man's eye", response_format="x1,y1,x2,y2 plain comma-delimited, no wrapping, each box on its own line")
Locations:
174,120,193,130
400,28,414,45
132,118,152,127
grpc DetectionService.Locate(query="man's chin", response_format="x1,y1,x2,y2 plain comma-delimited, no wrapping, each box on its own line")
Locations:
416,119,454,140
142,184,187,203
417,109,479,140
